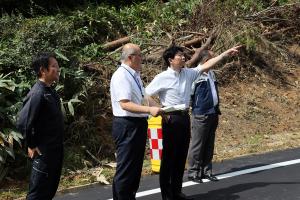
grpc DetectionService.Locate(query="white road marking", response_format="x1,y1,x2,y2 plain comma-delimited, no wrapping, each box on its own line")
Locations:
107,158,300,199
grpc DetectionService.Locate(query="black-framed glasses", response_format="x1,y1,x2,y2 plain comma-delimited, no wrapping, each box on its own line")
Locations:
130,53,142,57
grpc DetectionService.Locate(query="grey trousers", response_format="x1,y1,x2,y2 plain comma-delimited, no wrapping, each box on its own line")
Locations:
187,114,219,177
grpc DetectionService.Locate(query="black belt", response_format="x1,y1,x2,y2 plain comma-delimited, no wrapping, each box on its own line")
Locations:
113,116,148,120
165,110,189,116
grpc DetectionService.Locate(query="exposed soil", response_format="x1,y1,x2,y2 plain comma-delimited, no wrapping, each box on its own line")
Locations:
215,79,300,161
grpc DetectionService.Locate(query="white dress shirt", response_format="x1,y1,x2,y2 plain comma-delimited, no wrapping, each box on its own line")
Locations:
145,65,203,108
110,63,147,117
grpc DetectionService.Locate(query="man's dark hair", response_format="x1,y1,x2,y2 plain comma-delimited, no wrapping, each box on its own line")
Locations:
163,45,184,67
31,52,56,77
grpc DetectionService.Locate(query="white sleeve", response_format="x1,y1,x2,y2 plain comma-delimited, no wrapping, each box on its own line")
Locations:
193,63,204,73
111,73,132,101
145,75,162,96
185,65,203,83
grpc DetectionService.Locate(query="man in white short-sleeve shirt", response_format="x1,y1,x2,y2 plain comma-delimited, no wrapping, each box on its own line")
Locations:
110,43,161,200
145,45,241,200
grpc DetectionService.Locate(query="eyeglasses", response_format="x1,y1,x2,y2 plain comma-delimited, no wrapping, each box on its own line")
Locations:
130,53,142,57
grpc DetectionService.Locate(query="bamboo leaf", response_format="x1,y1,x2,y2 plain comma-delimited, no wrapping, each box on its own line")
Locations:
1,73,13,79
67,101,75,116
0,132,8,144
0,81,16,91
0,150,6,163
0,138,4,147
0,155,4,163
16,82,31,89
8,135,13,148
0,166,8,182
8,129,23,139
4,147,15,159
69,99,83,103
55,84,64,92
60,100,67,119
54,50,70,61
8,129,23,147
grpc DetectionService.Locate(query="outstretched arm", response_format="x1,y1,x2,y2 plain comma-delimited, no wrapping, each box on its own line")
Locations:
200,45,242,72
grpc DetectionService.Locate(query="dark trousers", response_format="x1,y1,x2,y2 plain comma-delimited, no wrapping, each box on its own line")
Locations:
160,113,190,200
112,116,148,200
27,145,63,200
187,114,218,177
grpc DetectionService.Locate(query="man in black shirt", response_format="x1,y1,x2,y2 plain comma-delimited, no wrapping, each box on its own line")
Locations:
17,52,64,200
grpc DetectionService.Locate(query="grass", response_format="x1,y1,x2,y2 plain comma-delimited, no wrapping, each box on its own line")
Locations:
0,181,27,200
214,131,300,162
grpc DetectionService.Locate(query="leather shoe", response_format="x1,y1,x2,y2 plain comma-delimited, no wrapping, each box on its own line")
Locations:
187,175,203,183
174,193,194,200
203,174,219,181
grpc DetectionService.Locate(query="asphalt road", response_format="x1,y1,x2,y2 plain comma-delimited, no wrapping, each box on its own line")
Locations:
55,148,300,200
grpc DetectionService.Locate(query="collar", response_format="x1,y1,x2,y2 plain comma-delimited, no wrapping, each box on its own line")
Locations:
38,80,51,88
121,63,140,77
167,67,181,76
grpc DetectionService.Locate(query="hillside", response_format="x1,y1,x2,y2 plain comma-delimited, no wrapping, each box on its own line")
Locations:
131,1,300,161
0,0,299,199
184,1,300,160
63,0,300,186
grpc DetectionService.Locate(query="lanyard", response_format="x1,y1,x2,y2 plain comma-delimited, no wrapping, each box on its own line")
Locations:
121,66,144,98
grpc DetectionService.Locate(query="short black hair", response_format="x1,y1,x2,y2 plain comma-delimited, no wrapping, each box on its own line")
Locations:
31,52,56,77
163,45,184,67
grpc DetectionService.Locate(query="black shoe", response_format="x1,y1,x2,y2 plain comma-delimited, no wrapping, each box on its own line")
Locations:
162,195,173,200
188,175,203,183
203,174,219,181
161,188,173,200
174,193,194,200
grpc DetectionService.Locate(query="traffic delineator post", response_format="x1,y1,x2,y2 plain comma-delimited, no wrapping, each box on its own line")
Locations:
147,116,163,173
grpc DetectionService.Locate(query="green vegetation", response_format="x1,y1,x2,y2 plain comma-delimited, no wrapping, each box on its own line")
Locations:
0,0,299,199
0,0,204,185
0,73,26,182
